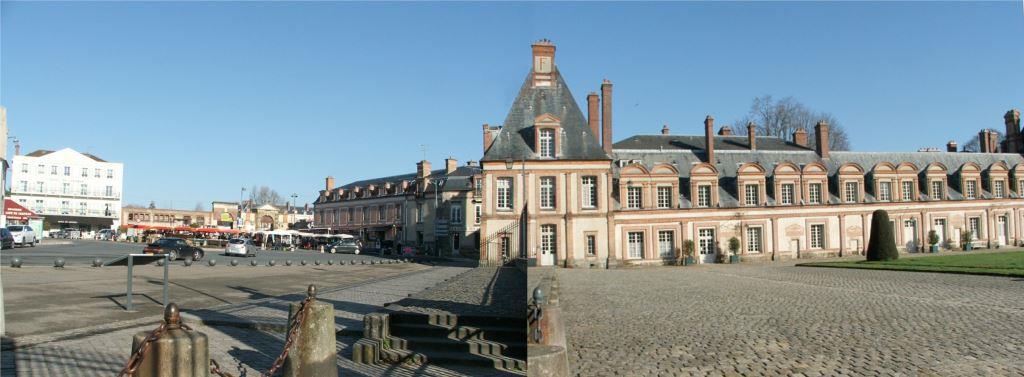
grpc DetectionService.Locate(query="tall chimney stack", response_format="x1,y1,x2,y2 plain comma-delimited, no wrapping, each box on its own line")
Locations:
793,128,808,148
1005,109,1021,153
531,39,556,87
417,160,432,179
979,130,992,153
704,115,715,163
946,140,958,152
601,79,613,154
445,157,458,174
661,124,670,135
717,126,732,136
747,122,757,151
814,120,830,158
325,176,335,191
587,92,600,140
482,124,494,153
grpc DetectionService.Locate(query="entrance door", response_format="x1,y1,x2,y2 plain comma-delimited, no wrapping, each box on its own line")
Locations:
849,239,860,255
539,225,556,266
933,219,946,248
903,219,918,252
790,239,800,258
997,216,1008,246
698,228,716,263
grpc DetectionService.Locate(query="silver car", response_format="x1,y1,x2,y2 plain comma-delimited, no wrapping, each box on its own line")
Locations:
224,238,258,257
7,225,38,247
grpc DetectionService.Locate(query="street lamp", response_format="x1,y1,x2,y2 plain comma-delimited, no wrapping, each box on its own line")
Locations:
239,187,246,229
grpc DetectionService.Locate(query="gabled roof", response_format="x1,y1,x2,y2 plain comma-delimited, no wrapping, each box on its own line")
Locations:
481,71,609,161
614,135,810,152
23,148,107,162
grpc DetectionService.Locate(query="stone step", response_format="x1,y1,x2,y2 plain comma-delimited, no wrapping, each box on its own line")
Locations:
390,322,525,344
380,347,526,372
389,311,526,329
389,334,526,360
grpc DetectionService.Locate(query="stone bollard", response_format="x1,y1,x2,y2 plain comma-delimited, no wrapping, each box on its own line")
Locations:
319,245,324,254
130,303,209,377
353,312,389,364
283,285,337,377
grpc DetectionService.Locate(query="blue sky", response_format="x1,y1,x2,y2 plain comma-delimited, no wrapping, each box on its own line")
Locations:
2,1,1022,209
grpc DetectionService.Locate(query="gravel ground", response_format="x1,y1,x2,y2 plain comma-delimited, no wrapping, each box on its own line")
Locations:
557,263,1024,376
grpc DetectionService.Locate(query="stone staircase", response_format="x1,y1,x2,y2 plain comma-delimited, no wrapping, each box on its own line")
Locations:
358,311,525,373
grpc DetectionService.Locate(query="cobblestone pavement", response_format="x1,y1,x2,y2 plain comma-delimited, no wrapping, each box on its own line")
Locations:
1,263,511,376
557,263,1024,376
391,266,526,318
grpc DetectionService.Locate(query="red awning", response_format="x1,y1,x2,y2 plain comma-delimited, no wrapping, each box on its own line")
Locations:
4,199,41,221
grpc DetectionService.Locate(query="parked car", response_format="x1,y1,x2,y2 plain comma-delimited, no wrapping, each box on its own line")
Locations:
224,238,258,257
0,228,13,250
327,238,361,254
96,229,115,241
7,225,38,247
144,237,205,260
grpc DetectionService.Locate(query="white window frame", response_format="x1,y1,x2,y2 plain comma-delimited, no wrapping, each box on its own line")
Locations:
810,224,825,249
697,185,712,208
656,186,672,209
586,235,596,256
744,184,759,206
539,129,555,158
901,180,914,202
808,183,823,204
968,217,980,240
626,186,642,209
931,180,944,200
965,180,977,199
581,176,597,209
658,230,674,258
541,224,556,256
496,178,513,210
451,204,463,224
539,177,555,210
80,184,88,196
627,231,644,259
780,183,794,205
878,181,892,202
844,181,858,203
746,226,762,254
993,180,1005,198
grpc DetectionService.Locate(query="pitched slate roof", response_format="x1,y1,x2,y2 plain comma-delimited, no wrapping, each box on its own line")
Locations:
614,134,810,152
482,71,610,161
24,148,107,162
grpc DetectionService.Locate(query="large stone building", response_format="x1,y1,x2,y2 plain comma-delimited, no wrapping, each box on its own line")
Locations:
318,41,1024,267
313,158,482,256
10,148,124,234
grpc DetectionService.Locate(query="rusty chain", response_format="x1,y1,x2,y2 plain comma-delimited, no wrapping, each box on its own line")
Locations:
118,287,315,377
116,322,168,377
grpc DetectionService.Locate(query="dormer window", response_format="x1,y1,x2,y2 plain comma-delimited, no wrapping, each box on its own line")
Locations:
539,129,554,158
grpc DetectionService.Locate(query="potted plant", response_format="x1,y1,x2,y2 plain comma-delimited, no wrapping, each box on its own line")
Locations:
681,240,696,266
960,230,973,251
928,230,940,253
728,237,741,263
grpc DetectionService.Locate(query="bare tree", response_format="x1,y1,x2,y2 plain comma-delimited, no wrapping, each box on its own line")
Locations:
733,95,851,151
249,185,283,206
148,201,156,209
194,202,205,212
961,130,1004,152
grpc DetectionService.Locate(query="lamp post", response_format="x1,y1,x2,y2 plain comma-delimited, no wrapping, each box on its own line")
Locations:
239,187,246,230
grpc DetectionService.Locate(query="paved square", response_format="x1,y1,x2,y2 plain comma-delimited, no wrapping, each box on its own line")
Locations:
557,263,1024,376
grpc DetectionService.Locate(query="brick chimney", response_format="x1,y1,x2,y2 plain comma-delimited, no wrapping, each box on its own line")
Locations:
704,115,715,163
661,124,670,135
980,130,992,153
793,128,808,148
601,80,613,154
946,140,958,152
531,39,556,87
1005,109,1021,153
482,124,500,153
747,122,757,151
587,92,600,139
814,120,830,158
325,176,335,191
717,126,732,136
445,157,457,174
417,160,432,179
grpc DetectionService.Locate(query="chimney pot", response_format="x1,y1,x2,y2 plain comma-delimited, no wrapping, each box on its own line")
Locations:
661,124,670,135
946,140,958,152
445,157,458,174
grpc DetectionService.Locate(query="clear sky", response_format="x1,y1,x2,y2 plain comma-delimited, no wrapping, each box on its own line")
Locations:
2,1,1022,209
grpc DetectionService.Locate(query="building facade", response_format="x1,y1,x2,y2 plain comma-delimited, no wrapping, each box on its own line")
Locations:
10,148,124,233
122,206,212,229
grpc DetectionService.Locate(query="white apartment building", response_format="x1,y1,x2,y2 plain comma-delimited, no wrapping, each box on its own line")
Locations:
10,148,124,233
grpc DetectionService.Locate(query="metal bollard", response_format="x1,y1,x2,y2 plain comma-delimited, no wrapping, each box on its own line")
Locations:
128,304,209,377
283,285,337,377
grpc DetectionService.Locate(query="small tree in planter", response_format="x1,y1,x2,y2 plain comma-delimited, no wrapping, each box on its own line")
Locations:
681,240,696,266
928,230,940,253
960,230,973,251
728,237,741,263
866,209,899,261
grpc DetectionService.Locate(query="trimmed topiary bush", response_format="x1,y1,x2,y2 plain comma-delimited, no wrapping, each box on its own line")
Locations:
866,209,899,261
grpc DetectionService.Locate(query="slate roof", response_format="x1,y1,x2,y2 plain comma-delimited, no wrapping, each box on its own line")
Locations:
481,71,610,161
614,135,810,152
612,144,1024,209
24,149,107,162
